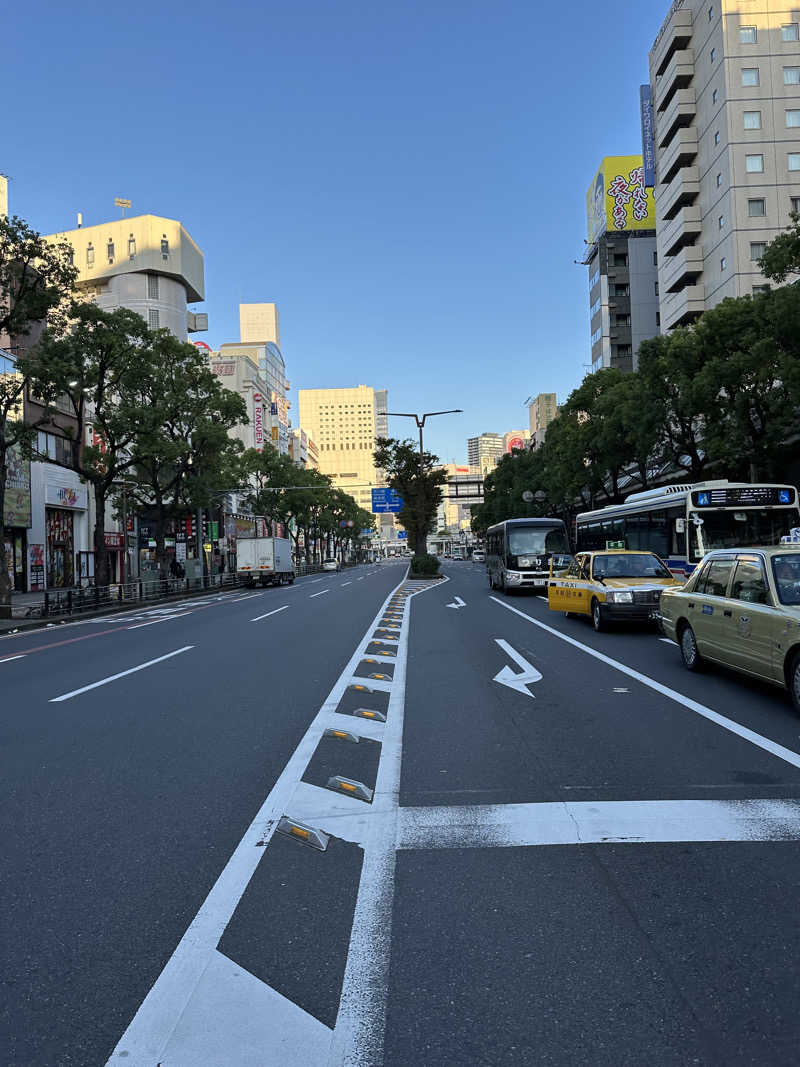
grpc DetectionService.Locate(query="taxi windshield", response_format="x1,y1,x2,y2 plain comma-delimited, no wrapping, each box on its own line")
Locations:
592,553,671,579
771,553,800,605
508,527,569,555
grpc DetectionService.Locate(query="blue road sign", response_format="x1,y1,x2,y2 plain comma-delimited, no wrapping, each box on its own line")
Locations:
371,488,402,513
397,530,408,540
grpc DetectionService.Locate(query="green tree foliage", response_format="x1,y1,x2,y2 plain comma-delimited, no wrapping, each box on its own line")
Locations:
758,211,800,283
373,436,446,555
0,216,76,615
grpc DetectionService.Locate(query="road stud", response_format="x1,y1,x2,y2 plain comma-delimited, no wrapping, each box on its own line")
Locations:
324,728,360,744
276,816,330,851
368,672,392,680
353,707,387,722
326,776,373,802
348,683,374,694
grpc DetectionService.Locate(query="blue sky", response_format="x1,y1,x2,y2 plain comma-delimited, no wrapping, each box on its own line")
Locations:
5,0,666,464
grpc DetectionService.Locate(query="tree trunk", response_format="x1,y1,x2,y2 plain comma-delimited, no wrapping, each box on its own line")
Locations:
0,449,11,618
93,483,111,588
154,496,167,578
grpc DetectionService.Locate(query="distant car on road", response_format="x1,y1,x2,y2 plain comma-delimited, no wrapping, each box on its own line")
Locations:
472,550,485,563
322,558,340,572
659,546,800,712
548,550,682,631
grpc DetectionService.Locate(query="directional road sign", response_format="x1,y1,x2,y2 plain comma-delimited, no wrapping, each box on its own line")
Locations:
371,488,403,513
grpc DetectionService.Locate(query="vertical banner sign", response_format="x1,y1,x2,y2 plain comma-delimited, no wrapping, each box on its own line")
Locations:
253,393,264,453
640,84,656,188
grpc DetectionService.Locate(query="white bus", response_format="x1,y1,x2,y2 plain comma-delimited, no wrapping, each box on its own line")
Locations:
576,481,800,577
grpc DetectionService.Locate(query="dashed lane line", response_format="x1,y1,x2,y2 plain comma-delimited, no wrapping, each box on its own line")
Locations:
309,589,330,599
50,646,194,703
0,654,26,664
251,605,290,623
127,612,193,630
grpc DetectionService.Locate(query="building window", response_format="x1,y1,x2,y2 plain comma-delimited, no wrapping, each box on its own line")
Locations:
787,110,800,128
708,5,713,20
147,274,159,300
753,284,770,294
788,153,800,171
611,283,629,297
784,67,800,85
746,154,764,172
739,26,757,43
716,172,722,187
107,240,114,263
656,311,661,327
791,196,800,213
714,130,720,145
782,23,799,42
148,309,160,329
128,234,136,258
615,313,631,326
655,281,659,297
750,242,766,260
161,236,169,259
741,68,760,86
748,198,766,216
712,88,718,103
743,111,761,130
653,250,658,266
720,257,727,270
718,214,725,229
710,47,716,62
86,243,95,267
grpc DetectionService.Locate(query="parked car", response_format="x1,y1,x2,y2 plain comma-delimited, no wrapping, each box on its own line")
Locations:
547,550,683,631
659,547,800,712
322,558,340,572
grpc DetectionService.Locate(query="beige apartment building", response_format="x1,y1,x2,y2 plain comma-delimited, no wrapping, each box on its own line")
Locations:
528,393,558,447
240,302,280,346
298,385,389,518
44,214,206,341
649,0,800,330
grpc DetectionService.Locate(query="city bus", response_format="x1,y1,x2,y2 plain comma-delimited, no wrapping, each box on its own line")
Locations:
575,481,800,577
486,517,571,593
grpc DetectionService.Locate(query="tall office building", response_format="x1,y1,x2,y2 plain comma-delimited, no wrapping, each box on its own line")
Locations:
586,156,660,371
240,302,280,346
44,214,206,342
528,393,558,447
648,0,800,330
298,385,389,520
467,433,504,475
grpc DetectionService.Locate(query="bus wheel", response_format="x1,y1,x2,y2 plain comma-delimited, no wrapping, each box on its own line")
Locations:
591,599,605,632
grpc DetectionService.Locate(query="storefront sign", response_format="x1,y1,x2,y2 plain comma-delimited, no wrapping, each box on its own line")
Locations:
104,532,124,549
211,362,235,376
3,445,31,527
254,401,264,451
45,483,87,510
29,543,45,590
175,542,187,561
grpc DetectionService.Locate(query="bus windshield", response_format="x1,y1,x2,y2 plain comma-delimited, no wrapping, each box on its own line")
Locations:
592,553,672,579
508,527,569,555
691,509,799,559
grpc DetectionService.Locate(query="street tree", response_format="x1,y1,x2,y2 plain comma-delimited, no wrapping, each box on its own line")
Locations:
758,211,800,283
128,332,247,575
0,215,76,616
21,303,155,588
373,436,446,555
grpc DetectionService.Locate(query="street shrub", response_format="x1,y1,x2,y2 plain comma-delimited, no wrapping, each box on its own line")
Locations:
409,553,440,576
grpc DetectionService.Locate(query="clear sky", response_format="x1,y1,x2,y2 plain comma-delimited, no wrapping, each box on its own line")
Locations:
5,0,667,464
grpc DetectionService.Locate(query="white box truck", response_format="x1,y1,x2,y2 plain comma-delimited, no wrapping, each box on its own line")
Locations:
236,537,295,586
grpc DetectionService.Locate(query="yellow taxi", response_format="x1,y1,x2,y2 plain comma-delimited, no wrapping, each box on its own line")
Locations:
547,550,684,632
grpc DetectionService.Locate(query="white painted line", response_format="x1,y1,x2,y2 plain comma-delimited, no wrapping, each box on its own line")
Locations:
341,581,353,586
0,654,26,663
660,637,676,644
493,638,542,698
309,578,324,584
50,646,194,703
105,578,412,1065
490,596,800,771
357,576,365,581
309,589,330,599
251,605,290,623
396,798,800,850
127,612,192,630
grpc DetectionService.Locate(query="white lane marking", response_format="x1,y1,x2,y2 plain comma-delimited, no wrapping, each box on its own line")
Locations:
251,605,290,623
309,589,330,599
660,637,676,644
0,654,26,663
341,581,353,586
445,595,466,609
127,612,193,630
613,687,629,693
357,576,365,581
309,578,324,584
492,638,543,698
50,647,194,703
105,578,411,1065
396,798,800,849
490,596,800,771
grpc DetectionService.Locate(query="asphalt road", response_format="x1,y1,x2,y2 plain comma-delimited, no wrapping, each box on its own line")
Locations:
3,558,800,1065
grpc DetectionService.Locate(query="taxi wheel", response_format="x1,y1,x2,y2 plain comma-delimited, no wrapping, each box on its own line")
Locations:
679,623,703,672
591,599,605,632
788,652,800,715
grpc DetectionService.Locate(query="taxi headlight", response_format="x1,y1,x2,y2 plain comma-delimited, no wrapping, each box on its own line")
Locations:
607,590,633,603
507,571,523,585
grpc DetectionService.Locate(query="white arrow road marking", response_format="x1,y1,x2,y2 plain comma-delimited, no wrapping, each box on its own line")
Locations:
492,638,542,698
446,596,466,609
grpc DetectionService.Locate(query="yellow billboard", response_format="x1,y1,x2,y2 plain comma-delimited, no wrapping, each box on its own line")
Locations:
586,155,655,245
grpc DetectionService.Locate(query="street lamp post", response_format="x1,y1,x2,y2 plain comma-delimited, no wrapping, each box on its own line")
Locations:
380,409,463,470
